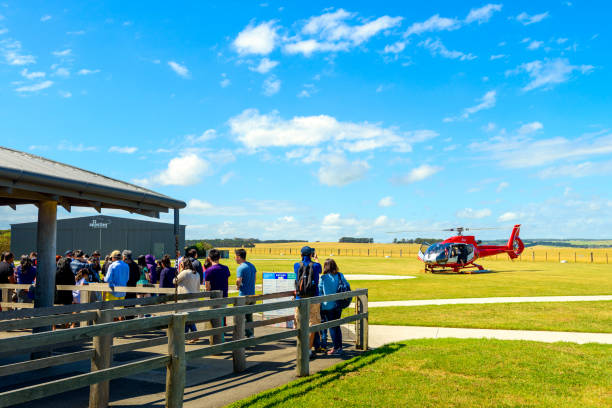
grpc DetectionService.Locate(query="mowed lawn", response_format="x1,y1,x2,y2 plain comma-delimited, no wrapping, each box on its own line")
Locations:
228,338,612,408
358,301,612,333
217,256,612,301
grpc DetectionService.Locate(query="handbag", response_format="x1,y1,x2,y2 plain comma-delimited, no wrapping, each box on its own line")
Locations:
335,273,352,309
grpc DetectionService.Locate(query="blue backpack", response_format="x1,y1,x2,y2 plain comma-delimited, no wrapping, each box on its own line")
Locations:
335,273,351,309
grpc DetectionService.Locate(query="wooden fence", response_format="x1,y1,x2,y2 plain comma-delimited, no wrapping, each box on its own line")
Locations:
0,285,368,408
226,246,612,264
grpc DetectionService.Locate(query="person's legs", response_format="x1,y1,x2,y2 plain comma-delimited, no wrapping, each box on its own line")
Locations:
328,308,343,351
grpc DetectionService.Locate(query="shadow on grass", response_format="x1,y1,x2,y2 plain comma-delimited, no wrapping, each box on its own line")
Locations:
232,343,406,408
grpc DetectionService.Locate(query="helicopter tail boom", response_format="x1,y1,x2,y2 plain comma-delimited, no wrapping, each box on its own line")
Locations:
506,224,524,259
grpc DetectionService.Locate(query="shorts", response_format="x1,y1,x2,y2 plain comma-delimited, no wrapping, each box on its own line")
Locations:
294,302,321,326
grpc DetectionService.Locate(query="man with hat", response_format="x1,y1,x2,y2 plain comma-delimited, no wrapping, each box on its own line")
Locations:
104,250,129,300
294,246,322,360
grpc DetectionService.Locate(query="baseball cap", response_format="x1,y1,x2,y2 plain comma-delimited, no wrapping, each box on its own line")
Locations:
301,246,313,256
110,250,121,259
64,250,73,256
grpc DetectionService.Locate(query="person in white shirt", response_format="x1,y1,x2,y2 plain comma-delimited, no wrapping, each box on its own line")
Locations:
174,258,201,342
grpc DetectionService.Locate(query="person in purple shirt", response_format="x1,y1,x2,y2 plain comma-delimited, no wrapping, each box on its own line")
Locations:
159,254,177,288
204,249,230,297
16,255,36,303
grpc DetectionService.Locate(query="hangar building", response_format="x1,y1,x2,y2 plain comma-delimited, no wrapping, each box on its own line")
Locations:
11,215,185,258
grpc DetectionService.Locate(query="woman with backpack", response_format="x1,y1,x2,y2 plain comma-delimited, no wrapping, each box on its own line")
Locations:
318,258,350,355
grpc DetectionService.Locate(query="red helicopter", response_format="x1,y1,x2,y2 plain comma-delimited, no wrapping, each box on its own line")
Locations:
417,224,524,273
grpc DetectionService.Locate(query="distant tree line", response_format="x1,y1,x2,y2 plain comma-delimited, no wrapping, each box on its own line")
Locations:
185,238,307,249
392,238,443,244
339,237,374,243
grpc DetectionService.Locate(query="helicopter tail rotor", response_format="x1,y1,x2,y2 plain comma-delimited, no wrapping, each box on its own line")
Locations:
506,224,524,259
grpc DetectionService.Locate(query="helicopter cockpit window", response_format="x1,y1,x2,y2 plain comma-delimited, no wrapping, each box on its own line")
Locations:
424,243,450,256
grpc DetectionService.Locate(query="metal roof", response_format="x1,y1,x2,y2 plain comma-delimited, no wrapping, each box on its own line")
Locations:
0,146,186,218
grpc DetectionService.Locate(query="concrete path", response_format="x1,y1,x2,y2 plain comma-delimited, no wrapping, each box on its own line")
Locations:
366,325,612,347
366,295,612,308
343,274,416,281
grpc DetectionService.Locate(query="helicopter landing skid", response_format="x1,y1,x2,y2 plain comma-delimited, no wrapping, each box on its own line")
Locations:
426,263,490,274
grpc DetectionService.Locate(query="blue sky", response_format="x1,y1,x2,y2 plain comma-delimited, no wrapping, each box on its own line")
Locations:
1,1,611,241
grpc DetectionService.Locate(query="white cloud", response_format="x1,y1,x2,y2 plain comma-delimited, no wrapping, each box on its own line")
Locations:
262,76,281,96
283,9,402,56
67,30,85,35
77,69,100,75
444,90,496,122
374,215,388,226
456,208,492,219
109,146,138,154
185,198,296,217
465,4,503,24
496,181,509,192
516,11,549,25
527,40,543,50
498,212,518,222
508,58,594,91
58,90,72,98
233,21,278,55
397,164,443,183
405,14,460,36
40,15,52,22
15,80,53,92
0,28,8,35
20,68,45,79
318,155,369,186
419,38,476,61
322,212,359,229
221,171,235,185
490,54,506,60
220,73,231,88
53,67,70,77
168,61,190,78
186,129,217,143
378,196,394,207
249,57,279,74
470,129,612,169
52,49,71,57
517,121,543,135
538,160,612,179
2,40,36,65
138,154,209,186
383,41,406,54
57,141,97,152
228,108,435,153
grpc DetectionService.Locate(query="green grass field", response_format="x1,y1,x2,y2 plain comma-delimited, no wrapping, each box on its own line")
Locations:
357,301,612,333
227,338,612,408
219,255,612,301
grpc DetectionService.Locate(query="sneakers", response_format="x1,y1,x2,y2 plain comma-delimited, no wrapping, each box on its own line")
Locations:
315,346,327,354
327,348,343,356
309,350,317,360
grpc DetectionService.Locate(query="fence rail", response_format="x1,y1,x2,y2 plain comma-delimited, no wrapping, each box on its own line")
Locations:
217,246,612,264
0,287,368,408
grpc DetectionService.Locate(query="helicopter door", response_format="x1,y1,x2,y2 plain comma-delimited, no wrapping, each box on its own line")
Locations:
449,244,474,263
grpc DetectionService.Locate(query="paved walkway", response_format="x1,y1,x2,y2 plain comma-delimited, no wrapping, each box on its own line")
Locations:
365,295,612,308
365,325,612,347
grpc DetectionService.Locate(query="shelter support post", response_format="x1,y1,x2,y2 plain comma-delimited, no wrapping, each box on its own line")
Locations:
296,298,310,377
34,200,57,315
173,208,179,259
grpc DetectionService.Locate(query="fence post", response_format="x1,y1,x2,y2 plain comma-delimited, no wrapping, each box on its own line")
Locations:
356,293,368,351
210,290,223,345
232,297,247,373
558,252,560,262
89,306,113,408
591,252,594,263
575,252,577,263
532,252,535,261
296,298,310,377
166,313,187,408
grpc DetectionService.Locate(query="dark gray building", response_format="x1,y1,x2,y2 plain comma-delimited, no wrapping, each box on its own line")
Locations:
11,215,185,258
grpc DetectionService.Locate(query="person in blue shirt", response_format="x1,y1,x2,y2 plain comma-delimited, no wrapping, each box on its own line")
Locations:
104,250,129,299
70,250,89,275
235,248,256,337
293,246,322,360
318,258,348,355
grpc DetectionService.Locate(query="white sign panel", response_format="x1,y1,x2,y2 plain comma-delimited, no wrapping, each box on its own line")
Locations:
263,272,296,328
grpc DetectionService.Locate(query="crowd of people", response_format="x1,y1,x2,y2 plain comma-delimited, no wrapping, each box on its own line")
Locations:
0,245,351,353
